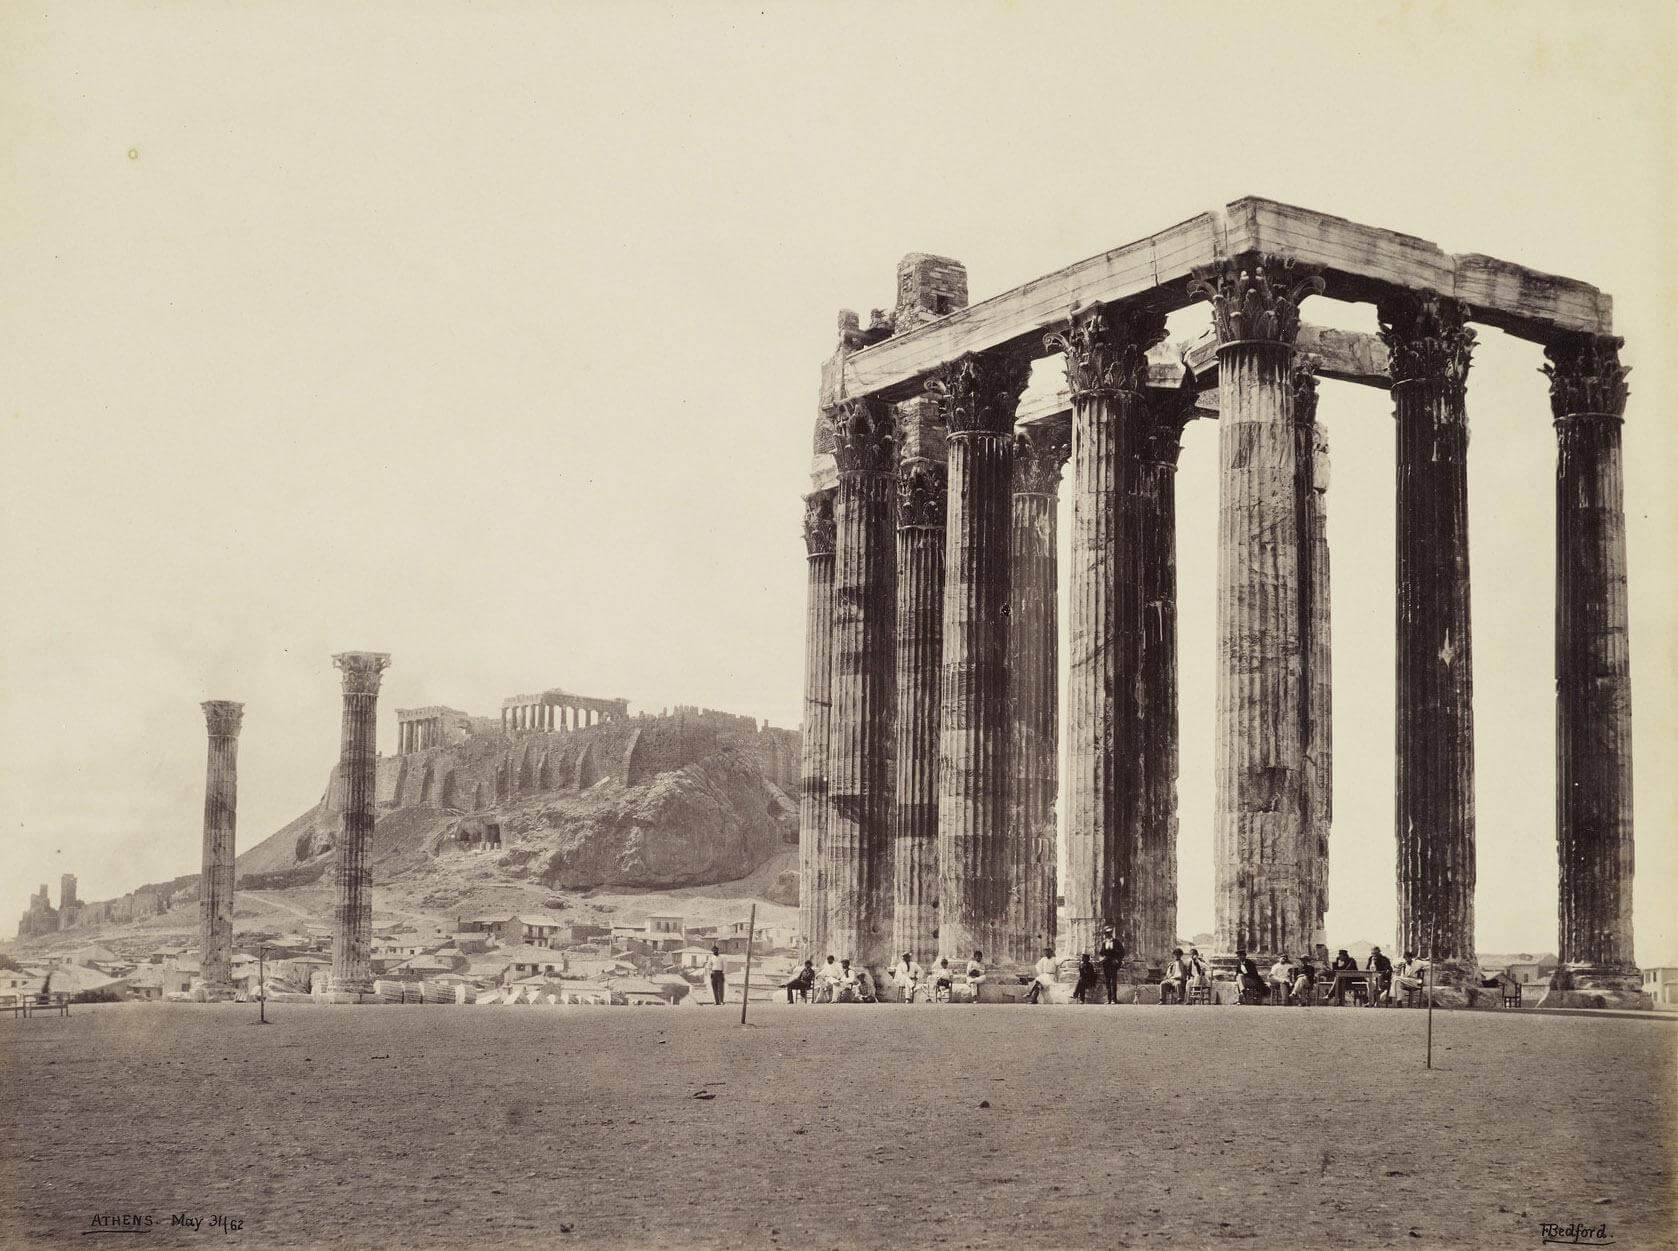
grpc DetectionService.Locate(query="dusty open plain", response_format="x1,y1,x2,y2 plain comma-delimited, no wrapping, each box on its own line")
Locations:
4,1002,1673,1250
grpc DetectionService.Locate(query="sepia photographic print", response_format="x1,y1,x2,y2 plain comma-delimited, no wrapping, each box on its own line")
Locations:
2,4,1674,1249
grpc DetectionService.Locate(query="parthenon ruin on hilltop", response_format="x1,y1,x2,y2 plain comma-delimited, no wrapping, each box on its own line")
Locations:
799,198,1639,1002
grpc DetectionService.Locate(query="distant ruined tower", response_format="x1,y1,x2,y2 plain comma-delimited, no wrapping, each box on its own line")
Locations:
199,701,244,990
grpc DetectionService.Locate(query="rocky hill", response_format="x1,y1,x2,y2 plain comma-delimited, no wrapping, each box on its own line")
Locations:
22,711,800,947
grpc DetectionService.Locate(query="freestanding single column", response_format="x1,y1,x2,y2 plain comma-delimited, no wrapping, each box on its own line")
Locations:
1007,424,1069,966
930,350,1030,965
799,489,837,958
1126,385,1197,974
329,651,390,997
198,700,244,993
825,399,896,972
1048,303,1168,959
891,457,946,962
1190,257,1324,960
1544,334,1640,995
1379,293,1478,977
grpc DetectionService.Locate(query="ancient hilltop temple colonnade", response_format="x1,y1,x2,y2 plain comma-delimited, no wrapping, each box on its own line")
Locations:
198,700,243,993
799,198,1639,993
500,690,629,734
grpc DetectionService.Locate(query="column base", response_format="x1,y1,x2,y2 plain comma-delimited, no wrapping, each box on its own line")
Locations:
1533,965,1652,1011
325,975,371,1002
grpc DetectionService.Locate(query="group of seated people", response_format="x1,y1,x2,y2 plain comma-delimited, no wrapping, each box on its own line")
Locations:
779,944,1432,1007
1228,946,1429,1005
780,951,989,1003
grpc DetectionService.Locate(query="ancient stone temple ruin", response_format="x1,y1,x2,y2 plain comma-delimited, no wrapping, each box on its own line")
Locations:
800,198,1639,997
198,700,243,993
329,651,390,999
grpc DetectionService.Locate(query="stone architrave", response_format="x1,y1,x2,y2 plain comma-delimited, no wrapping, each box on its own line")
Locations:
799,489,836,959
928,349,1030,965
825,399,896,972
1007,423,1068,967
199,700,244,992
892,456,946,962
1048,302,1169,960
1543,334,1642,997
1189,256,1325,960
329,651,390,997
1378,293,1478,977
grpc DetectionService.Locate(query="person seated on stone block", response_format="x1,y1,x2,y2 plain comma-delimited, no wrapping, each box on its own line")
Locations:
963,950,987,1000
1160,949,1190,1004
931,957,957,1001
890,952,926,1003
1235,949,1268,1003
1024,947,1058,1004
835,959,862,1003
1073,953,1099,1003
813,955,843,1003
783,960,816,1003
1291,955,1317,1005
1268,953,1295,1004
1365,946,1394,1005
1390,951,1425,1004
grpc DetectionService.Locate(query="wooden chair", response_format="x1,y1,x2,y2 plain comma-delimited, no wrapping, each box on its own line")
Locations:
1501,982,1522,1008
1186,983,1212,1006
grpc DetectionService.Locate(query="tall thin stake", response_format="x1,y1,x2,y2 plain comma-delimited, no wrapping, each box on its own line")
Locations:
259,946,268,1024
1424,947,1435,1070
740,902,757,1025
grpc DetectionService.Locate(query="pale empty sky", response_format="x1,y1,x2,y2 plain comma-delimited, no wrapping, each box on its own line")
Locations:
2,2,1673,960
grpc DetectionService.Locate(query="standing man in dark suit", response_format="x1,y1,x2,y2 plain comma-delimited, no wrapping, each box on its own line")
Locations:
1097,925,1126,1005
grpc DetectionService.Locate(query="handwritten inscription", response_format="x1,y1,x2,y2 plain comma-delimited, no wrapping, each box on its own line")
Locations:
1540,1223,1613,1246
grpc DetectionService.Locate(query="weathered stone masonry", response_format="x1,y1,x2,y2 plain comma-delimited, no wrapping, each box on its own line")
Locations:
198,700,243,991
802,199,1640,1000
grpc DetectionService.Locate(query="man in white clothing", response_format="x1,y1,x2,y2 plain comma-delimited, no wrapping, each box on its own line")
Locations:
1024,947,1057,1004
890,952,926,1003
706,945,727,1006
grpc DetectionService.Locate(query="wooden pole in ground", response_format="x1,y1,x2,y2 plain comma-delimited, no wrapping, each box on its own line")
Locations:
259,947,268,1024
740,903,757,1025
1425,948,1435,1070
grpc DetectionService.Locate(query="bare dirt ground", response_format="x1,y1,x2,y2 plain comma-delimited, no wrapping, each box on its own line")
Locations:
4,1002,1672,1250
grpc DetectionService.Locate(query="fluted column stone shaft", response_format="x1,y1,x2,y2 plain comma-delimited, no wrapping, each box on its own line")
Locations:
1128,392,1196,973
892,459,946,961
799,490,836,958
1303,408,1333,954
1007,426,1069,966
1379,294,1478,972
199,700,244,989
330,651,390,996
1545,335,1637,982
930,351,1030,965
1191,257,1325,959
826,401,896,971
1049,304,1169,959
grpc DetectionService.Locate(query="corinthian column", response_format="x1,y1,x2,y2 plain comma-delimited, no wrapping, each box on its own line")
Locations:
1127,385,1197,974
892,457,946,962
929,350,1030,965
1378,294,1478,976
1190,257,1324,959
1007,423,1069,967
1544,334,1639,992
799,489,836,959
1299,370,1333,956
825,400,896,972
199,700,244,992
329,651,390,997
1048,302,1168,959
